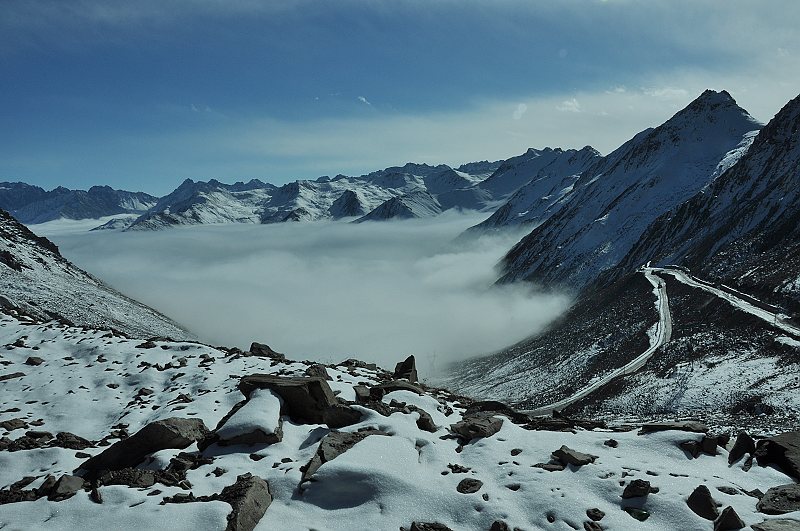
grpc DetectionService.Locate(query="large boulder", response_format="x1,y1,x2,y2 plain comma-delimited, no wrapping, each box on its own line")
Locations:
450,414,503,441
302,429,388,481
214,389,283,446
217,473,272,531
755,431,800,480
687,484,719,520
394,355,418,383
239,374,338,424
80,417,210,473
622,479,653,499
248,342,285,361
757,484,800,515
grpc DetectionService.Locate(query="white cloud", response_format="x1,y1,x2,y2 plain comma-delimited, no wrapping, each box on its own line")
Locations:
512,103,528,120
357,95,371,106
643,87,689,99
50,214,571,375
556,98,581,113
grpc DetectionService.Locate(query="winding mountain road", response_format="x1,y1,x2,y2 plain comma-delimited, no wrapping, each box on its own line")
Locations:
529,268,672,416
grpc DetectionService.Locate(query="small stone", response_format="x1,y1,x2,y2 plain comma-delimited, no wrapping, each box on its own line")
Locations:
622,507,650,521
604,439,618,448
489,522,510,531
410,523,452,531
552,445,598,466
25,356,44,366
510,448,523,456
621,479,651,499
456,478,483,494
680,440,702,458
586,508,605,521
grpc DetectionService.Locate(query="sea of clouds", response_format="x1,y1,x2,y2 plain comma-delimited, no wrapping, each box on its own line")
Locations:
41,212,570,378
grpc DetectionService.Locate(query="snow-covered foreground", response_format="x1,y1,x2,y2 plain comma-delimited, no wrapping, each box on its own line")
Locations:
1,310,798,530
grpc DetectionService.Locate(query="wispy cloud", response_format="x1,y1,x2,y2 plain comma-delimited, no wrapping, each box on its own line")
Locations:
357,96,371,106
556,98,581,113
48,214,571,375
512,103,528,120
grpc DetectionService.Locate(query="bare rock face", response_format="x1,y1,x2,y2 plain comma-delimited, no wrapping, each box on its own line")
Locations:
304,364,330,380
755,431,800,480
757,484,800,515
687,484,719,520
217,473,272,531
394,355,418,383
301,429,388,482
80,417,210,473
450,414,503,441
239,374,337,424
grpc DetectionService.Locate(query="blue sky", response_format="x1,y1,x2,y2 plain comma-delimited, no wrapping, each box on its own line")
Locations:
2,0,799,195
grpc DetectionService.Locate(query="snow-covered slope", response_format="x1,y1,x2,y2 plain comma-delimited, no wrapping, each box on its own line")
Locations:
353,190,443,222
607,92,800,310
498,90,762,289
0,309,797,530
0,183,157,224
0,209,191,340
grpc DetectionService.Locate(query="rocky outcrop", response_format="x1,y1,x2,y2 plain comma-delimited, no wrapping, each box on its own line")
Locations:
301,429,388,482
551,446,598,467
757,484,800,515
393,355,418,383
238,374,338,424
450,414,503,441
80,418,210,473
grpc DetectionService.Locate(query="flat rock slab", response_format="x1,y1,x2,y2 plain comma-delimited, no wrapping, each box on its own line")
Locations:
757,484,800,515
450,414,503,441
639,421,708,435
552,445,598,466
239,374,337,424
81,417,210,472
755,431,800,480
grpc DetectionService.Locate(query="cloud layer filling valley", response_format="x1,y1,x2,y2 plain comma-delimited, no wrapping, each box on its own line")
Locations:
48,213,570,376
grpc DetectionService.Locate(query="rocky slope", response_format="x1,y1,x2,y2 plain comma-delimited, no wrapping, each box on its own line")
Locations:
605,92,800,312
353,189,443,222
0,307,798,530
0,183,156,224
498,90,762,290
0,209,191,340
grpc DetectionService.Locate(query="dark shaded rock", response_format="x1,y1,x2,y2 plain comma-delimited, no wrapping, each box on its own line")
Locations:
511,448,523,456
339,358,377,371
716,486,739,496
586,508,605,521
755,431,800,480
621,479,651,499
376,380,423,395
728,432,756,465
757,484,800,515
25,356,44,366
584,522,602,531
55,431,93,450
622,507,650,521
217,473,272,531
353,385,370,403
99,468,156,488
136,340,157,349
752,520,800,531
0,488,38,504
394,355,418,383
304,364,330,380
680,440,702,458
552,446,598,466
450,414,503,441
0,372,25,382
302,429,388,481
456,478,483,494
604,439,618,448
464,401,530,424
534,462,565,472
81,417,210,473
490,522,510,531
409,406,437,433
687,484,719,520
410,523,452,531
322,404,363,429
714,506,745,531
248,342,285,361
239,374,337,424
49,475,86,501
36,475,57,497
702,436,719,455
0,418,27,431
639,421,707,434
